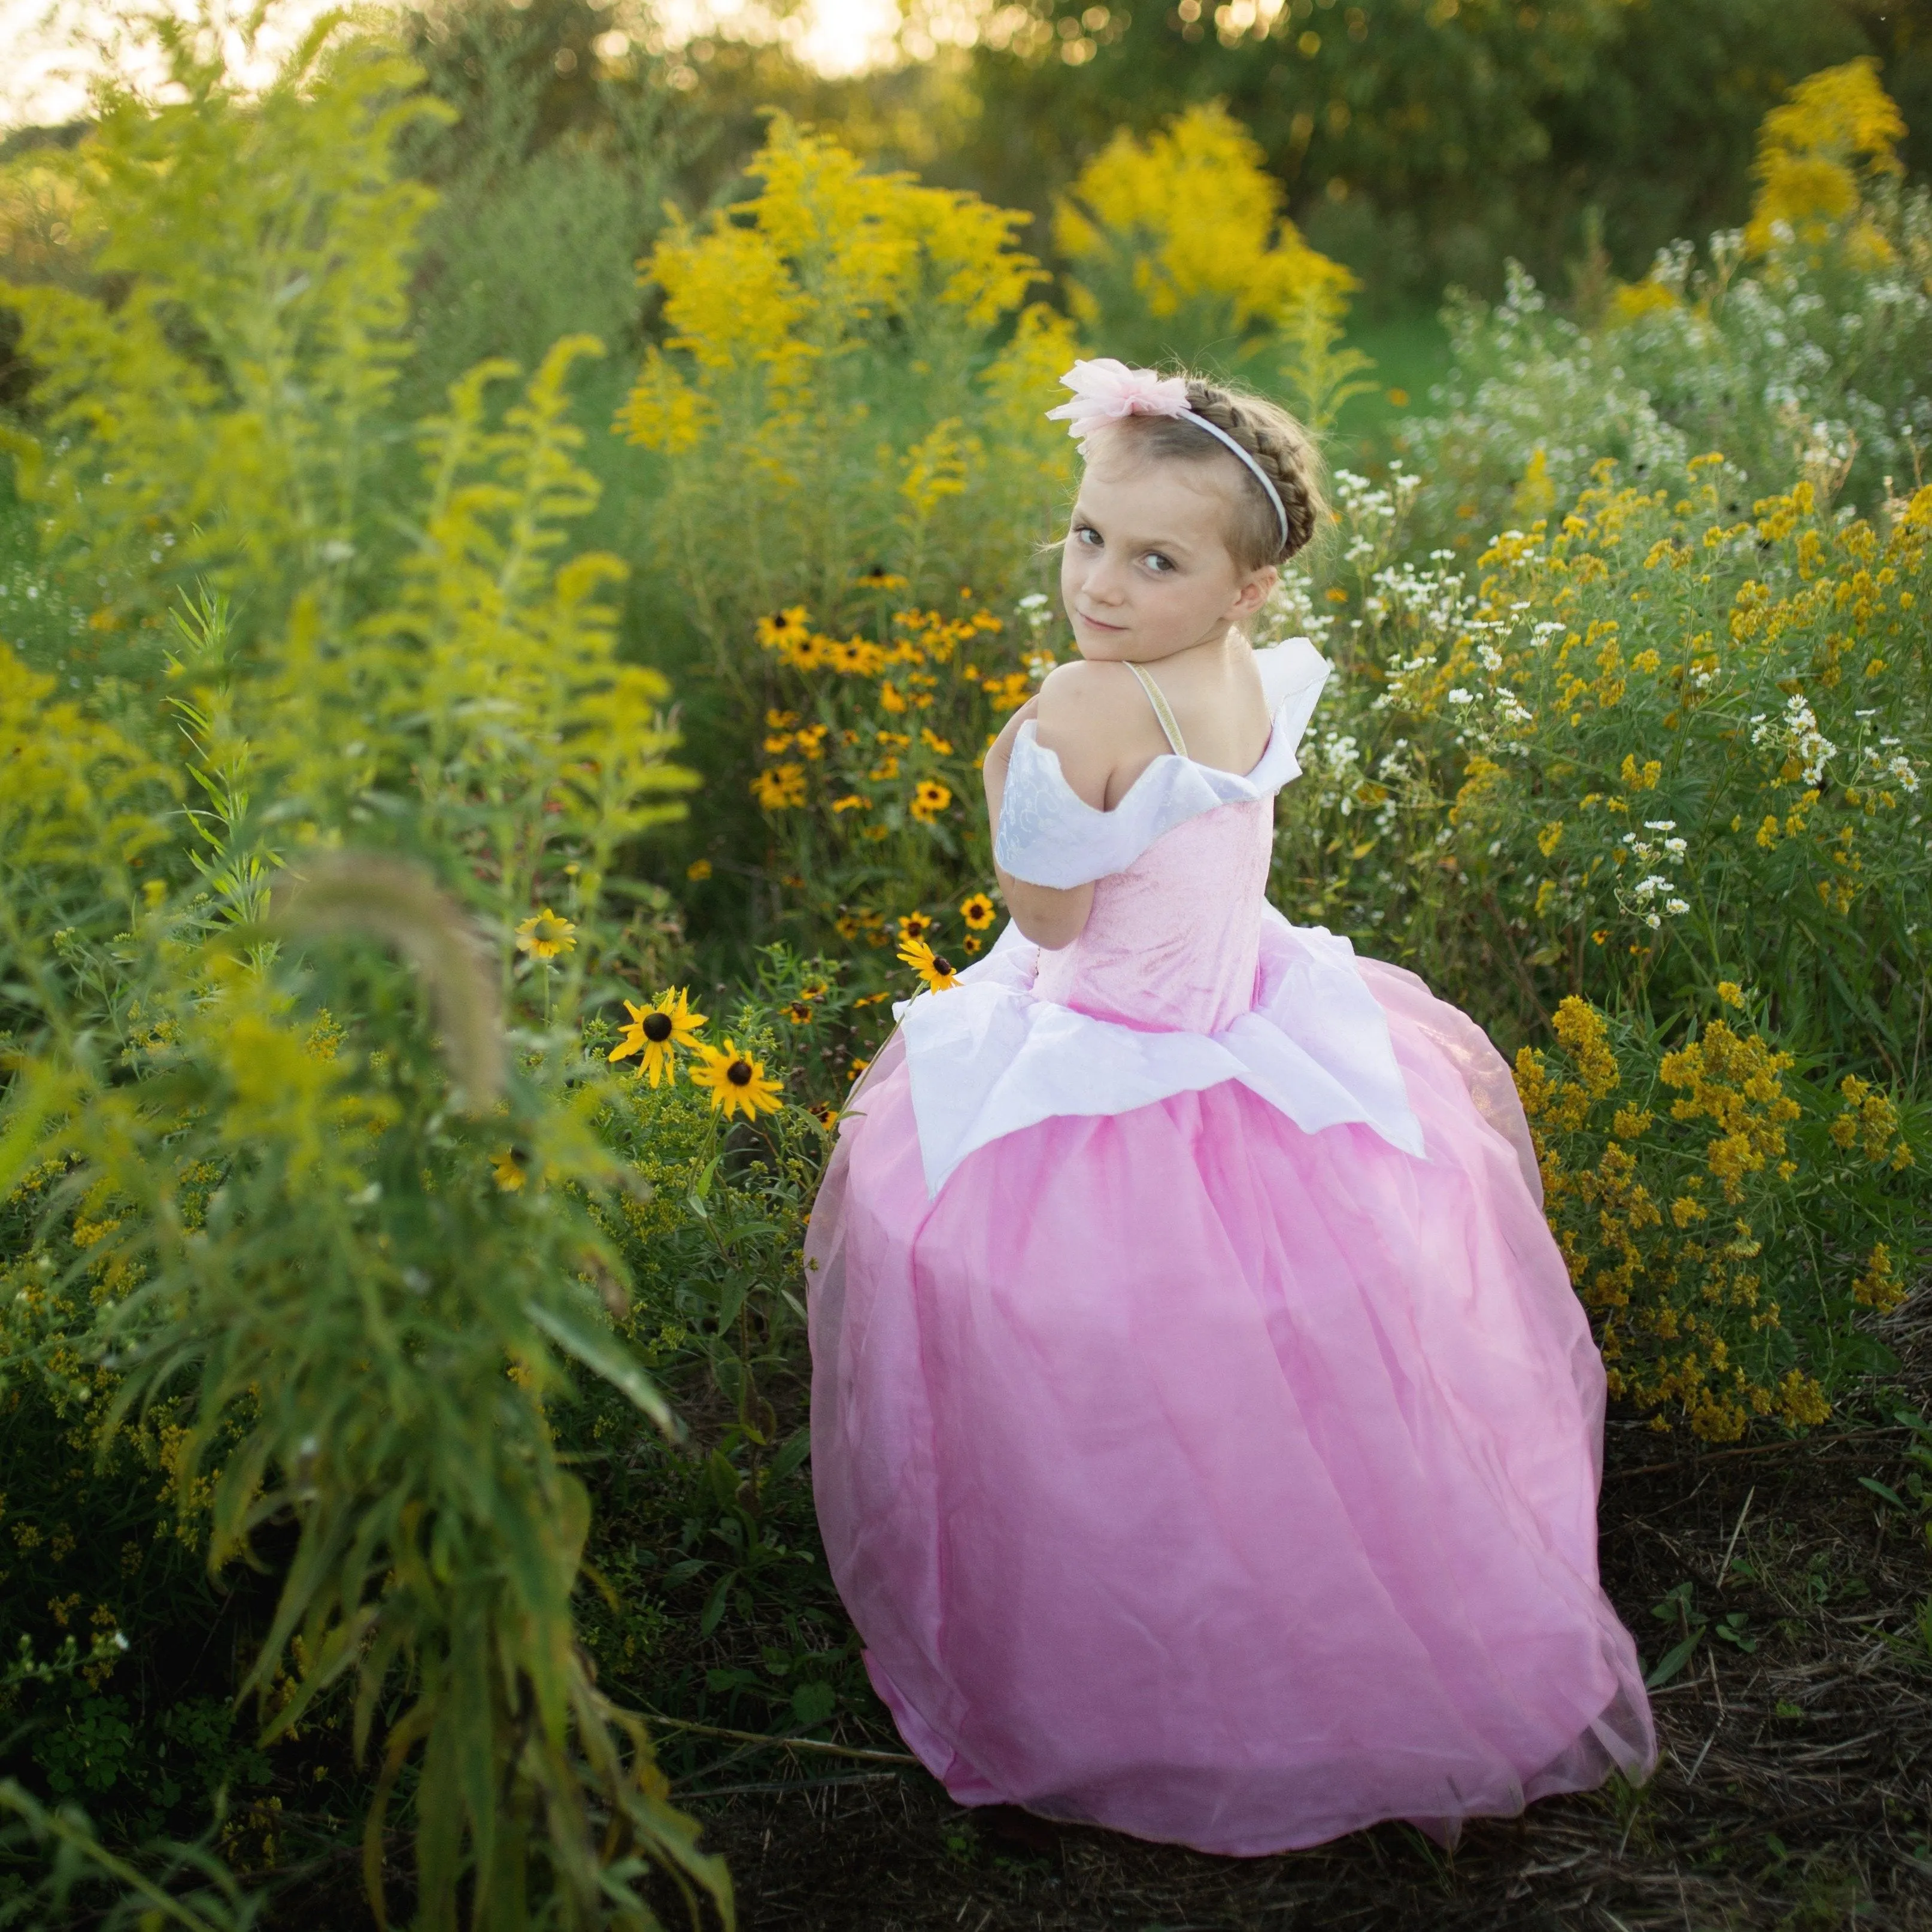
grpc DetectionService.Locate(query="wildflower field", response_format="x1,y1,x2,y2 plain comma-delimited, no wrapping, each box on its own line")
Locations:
1,5,1930,1927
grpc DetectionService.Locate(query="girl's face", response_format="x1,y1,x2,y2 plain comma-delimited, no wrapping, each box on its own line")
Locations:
1058,436,1277,663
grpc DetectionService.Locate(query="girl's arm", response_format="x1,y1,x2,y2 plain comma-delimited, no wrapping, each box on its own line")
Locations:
982,693,1096,952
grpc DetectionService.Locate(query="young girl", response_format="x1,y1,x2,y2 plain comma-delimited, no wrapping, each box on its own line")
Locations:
804,359,1655,1855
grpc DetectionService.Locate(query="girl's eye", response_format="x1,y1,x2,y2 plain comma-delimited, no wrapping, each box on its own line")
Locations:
1142,553,1174,574
1075,524,1102,547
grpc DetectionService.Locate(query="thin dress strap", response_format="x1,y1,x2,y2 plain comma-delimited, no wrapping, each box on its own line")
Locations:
1125,662,1188,760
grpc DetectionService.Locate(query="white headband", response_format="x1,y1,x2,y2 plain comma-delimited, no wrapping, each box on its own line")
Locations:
1045,358,1291,552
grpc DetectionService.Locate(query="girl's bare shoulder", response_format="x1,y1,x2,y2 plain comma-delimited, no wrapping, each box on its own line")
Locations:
1034,658,1144,735
1034,660,1161,808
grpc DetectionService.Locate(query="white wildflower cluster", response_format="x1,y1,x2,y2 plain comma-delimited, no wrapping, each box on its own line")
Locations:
1256,568,1337,647
1362,557,1475,636
1749,692,1837,786
1618,820,1693,929
1860,737,1923,794
1330,463,1420,566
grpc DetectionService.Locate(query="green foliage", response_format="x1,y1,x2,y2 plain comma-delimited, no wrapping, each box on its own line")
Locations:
1269,448,1932,1063
0,17,447,656
394,0,685,415
617,116,1079,677
944,0,1898,304
0,8,732,1925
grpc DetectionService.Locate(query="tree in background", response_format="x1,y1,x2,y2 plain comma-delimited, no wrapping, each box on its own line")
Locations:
905,0,1922,308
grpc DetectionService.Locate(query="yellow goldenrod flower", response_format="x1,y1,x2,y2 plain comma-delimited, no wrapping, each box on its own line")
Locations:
609,987,708,1087
491,1148,527,1192
690,1039,785,1120
909,778,953,824
1716,981,1746,1008
899,935,959,992
959,892,996,930
515,909,577,961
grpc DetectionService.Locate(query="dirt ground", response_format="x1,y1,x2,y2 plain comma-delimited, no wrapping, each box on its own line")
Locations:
686,1304,1932,1932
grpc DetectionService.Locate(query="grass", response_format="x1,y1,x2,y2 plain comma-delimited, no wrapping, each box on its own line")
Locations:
1327,308,1454,474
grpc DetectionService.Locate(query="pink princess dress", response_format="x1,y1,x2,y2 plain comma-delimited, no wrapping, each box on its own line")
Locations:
804,639,1655,1855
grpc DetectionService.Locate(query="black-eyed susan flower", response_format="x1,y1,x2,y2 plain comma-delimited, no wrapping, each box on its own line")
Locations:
755,606,811,652
686,857,713,881
690,1039,784,1120
515,909,577,960
751,763,808,810
781,1000,815,1025
898,935,959,993
921,728,954,755
897,911,935,943
959,891,996,931
909,778,953,824
799,976,832,1002
609,987,708,1087
962,935,982,954
491,1148,527,1191
856,563,908,590
848,1057,871,1081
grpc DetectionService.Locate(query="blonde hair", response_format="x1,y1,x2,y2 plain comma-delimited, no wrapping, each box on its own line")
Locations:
1109,372,1325,571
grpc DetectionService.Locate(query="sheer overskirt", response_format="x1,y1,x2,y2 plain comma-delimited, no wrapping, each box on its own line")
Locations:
806,950,1655,1855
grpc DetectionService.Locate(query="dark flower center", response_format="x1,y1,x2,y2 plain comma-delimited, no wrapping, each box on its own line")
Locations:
642,1012,674,1042
932,957,954,976
727,1060,753,1085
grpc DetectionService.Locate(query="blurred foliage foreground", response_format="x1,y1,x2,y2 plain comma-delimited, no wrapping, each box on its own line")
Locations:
0,10,1928,1929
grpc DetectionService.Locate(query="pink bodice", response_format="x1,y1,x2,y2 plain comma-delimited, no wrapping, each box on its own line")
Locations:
1032,797,1276,1035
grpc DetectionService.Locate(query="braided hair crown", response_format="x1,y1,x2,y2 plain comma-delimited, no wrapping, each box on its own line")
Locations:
1115,374,1326,571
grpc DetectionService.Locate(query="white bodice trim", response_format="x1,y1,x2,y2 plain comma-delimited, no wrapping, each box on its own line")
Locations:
993,639,1332,890
891,909,1426,1199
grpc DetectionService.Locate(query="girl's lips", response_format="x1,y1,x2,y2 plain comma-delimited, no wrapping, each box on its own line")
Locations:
1075,609,1127,632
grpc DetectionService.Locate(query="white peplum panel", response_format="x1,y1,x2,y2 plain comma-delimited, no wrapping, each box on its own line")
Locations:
893,910,1426,1199
993,638,1331,890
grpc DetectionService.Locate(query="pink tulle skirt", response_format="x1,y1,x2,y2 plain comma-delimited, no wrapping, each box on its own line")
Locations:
805,957,1654,1856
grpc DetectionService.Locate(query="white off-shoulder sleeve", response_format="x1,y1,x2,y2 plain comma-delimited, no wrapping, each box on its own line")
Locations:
993,639,1330,890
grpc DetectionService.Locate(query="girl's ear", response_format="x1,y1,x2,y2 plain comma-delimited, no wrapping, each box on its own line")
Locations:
1228,565,1279,621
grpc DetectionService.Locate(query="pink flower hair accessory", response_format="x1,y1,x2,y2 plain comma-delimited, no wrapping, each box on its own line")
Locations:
1044,358,1193,438
1046,357,1291,553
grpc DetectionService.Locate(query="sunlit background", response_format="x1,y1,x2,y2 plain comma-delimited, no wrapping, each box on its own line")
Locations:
0,0,924,124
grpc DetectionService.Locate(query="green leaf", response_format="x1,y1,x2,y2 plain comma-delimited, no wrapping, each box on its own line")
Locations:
526,1297,677,1437
699,1571,735,1637
1645,1630,1705,1688
790,1681,836,1728
1860,1476,1909,1511
769,1431,812,1484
